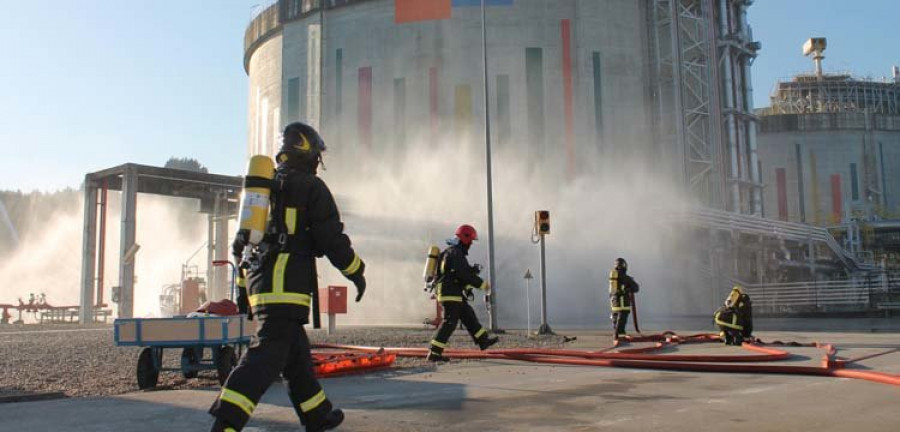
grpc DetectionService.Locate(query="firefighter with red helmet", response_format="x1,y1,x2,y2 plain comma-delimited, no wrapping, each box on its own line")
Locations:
609,257,639,341
426,225,499,362
209,122,365,432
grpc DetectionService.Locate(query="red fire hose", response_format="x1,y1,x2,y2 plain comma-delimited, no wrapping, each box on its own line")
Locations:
313,331,900,388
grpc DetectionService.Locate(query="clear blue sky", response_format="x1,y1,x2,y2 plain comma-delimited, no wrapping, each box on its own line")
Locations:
0,0,897,191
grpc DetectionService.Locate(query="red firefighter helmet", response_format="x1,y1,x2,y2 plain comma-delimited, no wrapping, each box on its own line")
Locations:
455,224,478,246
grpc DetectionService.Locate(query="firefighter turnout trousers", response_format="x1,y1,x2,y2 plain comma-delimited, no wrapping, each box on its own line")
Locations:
209,319,332,430
714,307,750,345
429,301,492,356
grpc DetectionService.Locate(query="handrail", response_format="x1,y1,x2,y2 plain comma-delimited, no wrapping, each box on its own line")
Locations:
677,207,878,272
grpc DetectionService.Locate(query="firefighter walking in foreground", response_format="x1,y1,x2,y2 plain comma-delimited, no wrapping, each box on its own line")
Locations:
426,225,499,362
609,257,639,341
209,122,366,432
714,285,753,345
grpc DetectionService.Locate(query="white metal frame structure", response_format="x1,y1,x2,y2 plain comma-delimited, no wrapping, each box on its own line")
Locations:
649,0,762,214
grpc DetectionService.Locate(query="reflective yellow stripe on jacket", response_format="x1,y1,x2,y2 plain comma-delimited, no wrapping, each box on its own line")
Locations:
249,292,312,307
714,311,744,330
285,207,297,235
341,254,361,276
436,283,462,302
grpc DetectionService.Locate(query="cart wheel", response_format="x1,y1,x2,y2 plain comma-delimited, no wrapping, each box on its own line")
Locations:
216,346,237,385
137,347,159,390
181,347,200,379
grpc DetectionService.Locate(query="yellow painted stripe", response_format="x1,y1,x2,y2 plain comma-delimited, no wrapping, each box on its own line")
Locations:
300,390,327,413
474,328,486,339
430,339,448,349
249,292,311,307
285,207,297,235
220,388,256,416
273,253,290,293
341,254,361,276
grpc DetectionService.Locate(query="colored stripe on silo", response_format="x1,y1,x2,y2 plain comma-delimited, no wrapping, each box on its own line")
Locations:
776,168,788,221
336,49,343,118
429,67,439,140
562,19,575,179
831,174,842,224
395,0,451,23
525,47,545,154
358,67,372,151
810,151,819,225
454,84,472,134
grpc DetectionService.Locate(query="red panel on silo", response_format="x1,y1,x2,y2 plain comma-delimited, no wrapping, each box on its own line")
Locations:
395,0,451,24
776,168,788,221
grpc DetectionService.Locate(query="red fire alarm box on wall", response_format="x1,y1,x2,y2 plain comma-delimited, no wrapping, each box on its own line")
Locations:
319,285,347,315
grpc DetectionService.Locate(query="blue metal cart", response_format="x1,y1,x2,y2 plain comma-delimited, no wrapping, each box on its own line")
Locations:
114,315,250,389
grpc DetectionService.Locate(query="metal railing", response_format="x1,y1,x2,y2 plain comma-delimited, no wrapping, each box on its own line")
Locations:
250,0,279,21
677,207,877,271
743,280,875,308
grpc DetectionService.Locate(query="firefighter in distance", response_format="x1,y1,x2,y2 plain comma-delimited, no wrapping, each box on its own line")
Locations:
609,257,639,341
714,285,753,345
426,225,499,362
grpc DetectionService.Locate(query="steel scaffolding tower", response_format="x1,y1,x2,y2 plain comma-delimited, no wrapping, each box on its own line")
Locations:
650,0,761,214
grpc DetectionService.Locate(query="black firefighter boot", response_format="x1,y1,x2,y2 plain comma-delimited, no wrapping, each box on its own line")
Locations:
478,335,499,351
426,351,451,362
307,408,345,432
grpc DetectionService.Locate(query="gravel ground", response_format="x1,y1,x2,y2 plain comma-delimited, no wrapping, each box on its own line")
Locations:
0,324,568,399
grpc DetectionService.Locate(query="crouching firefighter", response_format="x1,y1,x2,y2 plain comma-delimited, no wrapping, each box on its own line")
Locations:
426,225,499,362
714,285,753,345
209,122,367,432
609,257,639,341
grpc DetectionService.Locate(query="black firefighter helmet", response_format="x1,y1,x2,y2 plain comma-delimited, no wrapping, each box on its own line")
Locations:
277,122,327,170
615,257,628,271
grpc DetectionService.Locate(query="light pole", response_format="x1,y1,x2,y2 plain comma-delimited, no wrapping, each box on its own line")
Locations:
480,0,498,331
524,269,533,335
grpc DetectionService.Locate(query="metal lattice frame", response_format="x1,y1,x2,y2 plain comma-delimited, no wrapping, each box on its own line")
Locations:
651,0,724,209
766,77,900,116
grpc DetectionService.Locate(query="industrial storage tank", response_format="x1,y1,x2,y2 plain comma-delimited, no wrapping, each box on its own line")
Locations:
245,0,661,178
242,0,761,325
758,50,900,225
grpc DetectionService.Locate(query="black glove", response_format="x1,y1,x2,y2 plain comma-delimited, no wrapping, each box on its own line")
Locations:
237,288,253,320
473,264,482,275
348,260,367,302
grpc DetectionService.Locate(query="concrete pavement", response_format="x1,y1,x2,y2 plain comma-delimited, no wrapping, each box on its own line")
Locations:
2,331,899,431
